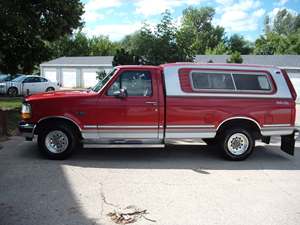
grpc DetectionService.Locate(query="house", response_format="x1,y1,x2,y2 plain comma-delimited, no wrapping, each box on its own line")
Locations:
40,56,114,88
195,55,300,104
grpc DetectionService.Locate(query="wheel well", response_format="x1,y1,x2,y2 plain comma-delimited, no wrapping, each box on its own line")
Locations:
7,86,18,92
216,119,261,139
35,118,82,139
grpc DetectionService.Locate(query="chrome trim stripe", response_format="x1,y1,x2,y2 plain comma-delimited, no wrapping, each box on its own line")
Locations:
263,124,292,127
83,125,97,129
261,126,295,136
167,125,215,128
100,125,158,129
83,144,165,148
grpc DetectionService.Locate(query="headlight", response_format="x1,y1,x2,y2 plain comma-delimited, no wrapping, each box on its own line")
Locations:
21,103,32,120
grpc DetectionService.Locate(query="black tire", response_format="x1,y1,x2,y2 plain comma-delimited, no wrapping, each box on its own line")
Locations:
220,128,255,161
202,138,218,146
7,87,18,97
46,87,55,92
38,123,78,160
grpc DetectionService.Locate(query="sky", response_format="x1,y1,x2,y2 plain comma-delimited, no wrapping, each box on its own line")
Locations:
81,0,300,42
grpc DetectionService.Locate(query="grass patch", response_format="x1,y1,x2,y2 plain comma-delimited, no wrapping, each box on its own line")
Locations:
0,97,23,110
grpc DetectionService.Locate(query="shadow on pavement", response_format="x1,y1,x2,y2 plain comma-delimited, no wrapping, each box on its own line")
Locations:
19,140,300,171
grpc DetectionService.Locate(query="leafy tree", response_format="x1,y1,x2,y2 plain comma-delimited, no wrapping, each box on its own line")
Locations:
119,11,192,65
0,0,84,74
49,31,90,58
177,7,225,55
89,35,119,56
272,9,300,35
227,34,253,54
96,70,107,80
112,48,142,66
227,52,243,63
205,42,227,55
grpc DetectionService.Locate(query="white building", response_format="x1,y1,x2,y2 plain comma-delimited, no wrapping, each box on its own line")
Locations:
40,56,113,88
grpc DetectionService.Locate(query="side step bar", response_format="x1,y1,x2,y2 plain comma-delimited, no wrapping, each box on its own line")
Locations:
83,144,165,149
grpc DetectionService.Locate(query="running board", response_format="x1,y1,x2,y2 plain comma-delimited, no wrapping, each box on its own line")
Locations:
83,144,165,149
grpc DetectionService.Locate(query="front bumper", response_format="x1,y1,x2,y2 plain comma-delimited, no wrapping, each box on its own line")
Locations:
18,122,36,140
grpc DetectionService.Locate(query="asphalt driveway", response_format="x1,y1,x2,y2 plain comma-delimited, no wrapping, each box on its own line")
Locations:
1,136,300,225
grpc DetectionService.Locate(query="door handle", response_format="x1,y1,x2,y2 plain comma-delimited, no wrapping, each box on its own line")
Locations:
145,101,158,106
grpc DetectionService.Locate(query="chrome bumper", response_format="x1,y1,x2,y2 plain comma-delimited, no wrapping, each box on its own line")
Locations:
18,122,35,140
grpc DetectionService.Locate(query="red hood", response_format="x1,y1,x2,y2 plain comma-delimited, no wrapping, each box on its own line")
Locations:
25,90,97,101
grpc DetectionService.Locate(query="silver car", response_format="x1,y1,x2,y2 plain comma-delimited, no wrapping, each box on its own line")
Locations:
0,75,59,97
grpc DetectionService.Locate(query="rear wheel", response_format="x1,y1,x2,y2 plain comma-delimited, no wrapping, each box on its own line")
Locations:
7,87,18,97
38,123,78,160
220,128,255,161
46,87,55,92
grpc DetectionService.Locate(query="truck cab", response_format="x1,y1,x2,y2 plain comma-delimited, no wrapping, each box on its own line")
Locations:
19,63,298,160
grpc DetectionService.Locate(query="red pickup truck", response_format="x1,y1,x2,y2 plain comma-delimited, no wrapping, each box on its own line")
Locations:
19,63,298,160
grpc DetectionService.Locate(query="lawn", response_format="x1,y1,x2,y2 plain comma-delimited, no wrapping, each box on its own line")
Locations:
0,97,23,110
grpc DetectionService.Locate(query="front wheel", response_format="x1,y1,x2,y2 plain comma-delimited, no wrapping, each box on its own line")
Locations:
38,124,78,160
220,128,255,161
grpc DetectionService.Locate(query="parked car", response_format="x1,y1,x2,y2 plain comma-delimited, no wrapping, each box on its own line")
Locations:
0,74,22,82
19,63,298,160
0,75,58,97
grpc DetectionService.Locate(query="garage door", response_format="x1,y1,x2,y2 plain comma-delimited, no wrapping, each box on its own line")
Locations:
82,70,98,88
44,69,57,82
288,73,300,104
62,69,77,88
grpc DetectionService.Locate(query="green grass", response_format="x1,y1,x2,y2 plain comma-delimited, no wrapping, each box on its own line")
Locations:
0,97,23,110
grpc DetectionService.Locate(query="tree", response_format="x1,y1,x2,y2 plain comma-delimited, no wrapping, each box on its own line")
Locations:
205,42,227,55
112,48,142,66
119,10,192,65
273,9,300,35
227,34,253,54
0,0,84,74
177,7,225,55
89,36,119,56
227,52,243,63
49,31,90,58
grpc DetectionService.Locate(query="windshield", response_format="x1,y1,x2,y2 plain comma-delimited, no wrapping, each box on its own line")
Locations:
91,69,117,92
11,75,26,82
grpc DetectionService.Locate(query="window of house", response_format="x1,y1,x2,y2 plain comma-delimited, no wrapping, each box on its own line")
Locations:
191,72,235,90
107,71,152,96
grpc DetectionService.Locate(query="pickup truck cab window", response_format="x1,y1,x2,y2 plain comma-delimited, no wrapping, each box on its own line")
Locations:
107,70,152,96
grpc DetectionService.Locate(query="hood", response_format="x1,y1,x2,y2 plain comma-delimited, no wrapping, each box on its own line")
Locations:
25,90,97,102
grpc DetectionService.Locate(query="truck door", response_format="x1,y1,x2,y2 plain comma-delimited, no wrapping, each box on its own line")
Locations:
98,69,160,142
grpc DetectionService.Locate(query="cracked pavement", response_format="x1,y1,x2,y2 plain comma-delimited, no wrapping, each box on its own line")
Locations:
1,136,300,225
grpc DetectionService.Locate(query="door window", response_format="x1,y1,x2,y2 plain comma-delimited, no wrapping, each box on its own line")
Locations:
107,71,152,96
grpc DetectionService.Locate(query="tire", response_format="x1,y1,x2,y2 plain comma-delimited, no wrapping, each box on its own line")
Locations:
220,128,255,161
7,87,18,97
38,123,78,160
46,87,55,92
202,138,218,146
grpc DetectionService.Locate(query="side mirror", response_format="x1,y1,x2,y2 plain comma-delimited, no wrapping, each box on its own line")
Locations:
113,88,127,98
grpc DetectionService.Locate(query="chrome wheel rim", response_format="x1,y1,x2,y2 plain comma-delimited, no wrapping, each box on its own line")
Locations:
227,133,249,156
45,130,69,154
